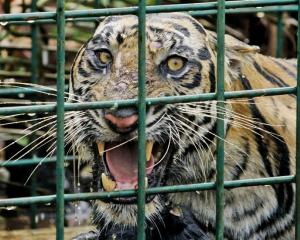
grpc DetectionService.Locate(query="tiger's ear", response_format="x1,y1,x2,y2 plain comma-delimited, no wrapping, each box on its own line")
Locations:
205,31,260,79
206,31,260,54
224,34,260,53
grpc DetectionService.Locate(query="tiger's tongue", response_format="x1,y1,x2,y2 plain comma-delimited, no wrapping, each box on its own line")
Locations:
105,142,154,189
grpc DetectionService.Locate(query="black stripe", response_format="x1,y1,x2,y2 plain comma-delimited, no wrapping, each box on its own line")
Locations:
174,45,194,55
181,72,202,89
231,197,264,222
190,20,206,35
181,119,216,156
172,23,190,37
200,121,217,151
180,111,196,122
152,105,165,115
169,15,206,35
241,75,294,237
91,33,109,46
149,27,185,45
70,43,88,98
78,62,91,78
116,32,124,44
253,61,290,88
267,218,294,239
197,218,236,240
146,111,166,129
231,137,250,180
77,49,93,78
149,26,164,34
273,59,296,79
209,62,216,93
197,47,211,61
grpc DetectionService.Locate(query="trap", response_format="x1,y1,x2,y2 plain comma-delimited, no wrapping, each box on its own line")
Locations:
0,0,299,239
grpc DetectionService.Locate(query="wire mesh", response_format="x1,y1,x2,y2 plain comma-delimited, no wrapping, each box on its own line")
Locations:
0,0,299,239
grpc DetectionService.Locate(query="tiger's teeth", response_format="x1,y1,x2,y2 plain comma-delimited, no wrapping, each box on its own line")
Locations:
146,141,154,162
145,177,148,188
97,142,105,156
170,207,182,217
101,173,116,192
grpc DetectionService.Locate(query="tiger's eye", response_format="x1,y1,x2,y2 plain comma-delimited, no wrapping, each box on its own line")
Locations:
167,57,185,72
99,51,112,64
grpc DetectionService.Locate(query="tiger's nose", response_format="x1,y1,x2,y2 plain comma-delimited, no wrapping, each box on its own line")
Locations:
104,107,138,133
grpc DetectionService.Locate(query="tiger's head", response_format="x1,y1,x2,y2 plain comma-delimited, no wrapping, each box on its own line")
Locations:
69,12,255,228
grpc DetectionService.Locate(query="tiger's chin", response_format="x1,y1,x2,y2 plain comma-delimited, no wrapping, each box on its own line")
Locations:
93,196,163,227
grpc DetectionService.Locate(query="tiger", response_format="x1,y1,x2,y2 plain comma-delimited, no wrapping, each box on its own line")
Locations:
70,12,296,240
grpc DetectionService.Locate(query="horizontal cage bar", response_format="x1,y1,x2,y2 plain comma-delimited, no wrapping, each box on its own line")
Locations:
1,5,298,25
0,0,297,22
0,175,294,207
0,156,75,167
0,87,295,115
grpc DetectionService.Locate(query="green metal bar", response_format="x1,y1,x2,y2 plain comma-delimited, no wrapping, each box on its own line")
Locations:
0,156,75,167
30,155,38,229
0,175,294,207
215,0,225,239
30,1,38,85
94,0,100,29
276,12,284,58
3,5,299,26
0,0,297,22
137,0,146,238
56,0,65,238
94,0,100,8
0,85,294,99
295,0,300,238
29,0,39,228
0,85,68,97
193,5,298,16
0,87,296,115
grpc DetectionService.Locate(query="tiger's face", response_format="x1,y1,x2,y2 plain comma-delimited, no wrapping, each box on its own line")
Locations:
70,13,219,227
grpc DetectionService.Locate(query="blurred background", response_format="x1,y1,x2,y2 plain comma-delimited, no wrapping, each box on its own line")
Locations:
0,0,298,238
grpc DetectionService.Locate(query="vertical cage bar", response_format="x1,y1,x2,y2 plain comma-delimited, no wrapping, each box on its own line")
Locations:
295,0,300,238
94,0,100,8
276,12,284,58
56,0,66,238
94,0,100,29
137,0,146,239
29,0,39,229
30,0,38,85
215,0,226,239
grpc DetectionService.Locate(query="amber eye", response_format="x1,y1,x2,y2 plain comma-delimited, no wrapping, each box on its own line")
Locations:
166,56,185,72
98,51,112,65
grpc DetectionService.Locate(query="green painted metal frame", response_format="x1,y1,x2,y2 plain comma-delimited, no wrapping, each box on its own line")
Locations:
29,0,39,228
296,0,300,238
137,0,147,238
215,0,225,238
0,0,299,239
55,0,65,238
276,12,284,58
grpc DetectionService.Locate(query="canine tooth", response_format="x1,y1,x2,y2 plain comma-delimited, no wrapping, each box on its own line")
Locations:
145,177,148,188
146,141,154,161
97,142,105,156
170,207,182,217
101,173,116,192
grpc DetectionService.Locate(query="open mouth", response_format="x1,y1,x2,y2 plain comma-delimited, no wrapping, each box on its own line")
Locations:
96,140,171,204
